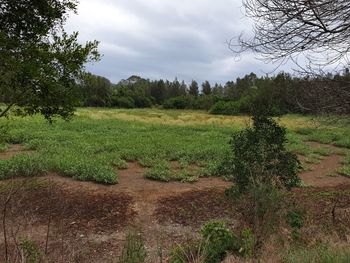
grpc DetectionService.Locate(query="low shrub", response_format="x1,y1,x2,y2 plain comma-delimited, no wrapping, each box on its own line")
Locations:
200,221,240,263
111,96,136,109
144,162,171,182
221,115,301,193
163,97,190,109
210,101,240,115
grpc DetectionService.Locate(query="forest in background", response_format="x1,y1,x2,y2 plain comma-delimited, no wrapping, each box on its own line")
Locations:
27,70,348,116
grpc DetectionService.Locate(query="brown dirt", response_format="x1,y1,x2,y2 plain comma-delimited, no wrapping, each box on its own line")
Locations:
299,142,350,187
0,163,231,262
0,144,35,160
1,141,349,262
155,189,237,227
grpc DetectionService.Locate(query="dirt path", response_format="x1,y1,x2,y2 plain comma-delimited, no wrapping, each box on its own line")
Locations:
299,142,350,187
0,144,35,160
41,163,232,260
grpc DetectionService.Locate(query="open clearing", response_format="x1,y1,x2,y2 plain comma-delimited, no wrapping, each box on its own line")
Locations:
0,109,350,262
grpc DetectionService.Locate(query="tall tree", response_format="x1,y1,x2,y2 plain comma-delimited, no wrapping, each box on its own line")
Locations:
0,0,99,120
189,80,199,97
79,73,112,107
212,83,224,97
202,80,212,95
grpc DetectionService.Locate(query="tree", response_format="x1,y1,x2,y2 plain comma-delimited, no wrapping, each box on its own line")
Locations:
234,0,350,114
149,80,166,104
234,0,350,71
212,83,224,97
202,81,212,95
79,73,112,107
167,78,182,98
189,80,199,97
0,0,99,121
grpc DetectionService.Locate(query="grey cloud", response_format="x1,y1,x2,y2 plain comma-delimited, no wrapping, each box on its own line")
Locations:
65,0,285,84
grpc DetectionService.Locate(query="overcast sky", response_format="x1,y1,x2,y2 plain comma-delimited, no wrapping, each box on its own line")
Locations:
65,0,288,84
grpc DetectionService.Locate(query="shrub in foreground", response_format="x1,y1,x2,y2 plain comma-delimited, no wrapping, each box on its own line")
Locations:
221,115,301,193
201,221,240,263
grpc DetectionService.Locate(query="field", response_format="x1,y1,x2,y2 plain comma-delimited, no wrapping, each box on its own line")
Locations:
0,108,350,262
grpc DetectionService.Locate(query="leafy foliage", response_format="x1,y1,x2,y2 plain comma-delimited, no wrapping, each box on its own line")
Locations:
222,116,301,193
0,0,99,120
200,221,239,263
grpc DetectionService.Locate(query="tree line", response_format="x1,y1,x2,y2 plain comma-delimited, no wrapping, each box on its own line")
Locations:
72,71,350,116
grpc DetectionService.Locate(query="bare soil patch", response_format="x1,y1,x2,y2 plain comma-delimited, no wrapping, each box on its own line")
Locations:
299,142,350,187
155,189,237,227
0,144,35,160
0,178,135,234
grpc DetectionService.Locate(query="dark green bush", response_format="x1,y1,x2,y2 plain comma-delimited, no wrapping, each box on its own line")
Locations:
200,221,239,263
210,101,240,115
111,96,136,108
221,116,301,193
163,96,190,109
286,210,305,229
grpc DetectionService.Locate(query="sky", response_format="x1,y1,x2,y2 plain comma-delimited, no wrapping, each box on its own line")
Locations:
65,0,288,85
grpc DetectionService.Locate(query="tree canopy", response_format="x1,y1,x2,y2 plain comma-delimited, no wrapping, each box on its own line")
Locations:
0,0,99,120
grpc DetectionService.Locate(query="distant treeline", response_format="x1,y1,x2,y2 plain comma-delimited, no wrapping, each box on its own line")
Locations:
75,71,350,115
2,72,348,116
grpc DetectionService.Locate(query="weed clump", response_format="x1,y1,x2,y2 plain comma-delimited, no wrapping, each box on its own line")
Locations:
118,229,146,263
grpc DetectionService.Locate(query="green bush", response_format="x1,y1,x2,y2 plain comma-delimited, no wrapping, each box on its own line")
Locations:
163,97,190,109
221,116,301,193
200,221,239,263
286,210,305,229
239,228,256,257
144,162,171,182
210,101,240,115
111,96,136,109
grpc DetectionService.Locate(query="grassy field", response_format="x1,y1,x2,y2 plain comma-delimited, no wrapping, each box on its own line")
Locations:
0,108,349,183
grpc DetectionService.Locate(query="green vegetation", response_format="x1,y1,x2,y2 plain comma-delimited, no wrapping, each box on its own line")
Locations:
0,109,349,184
283,244,350,263
0,0,99,121
200,221,239,263
221,116,301,192
118,229,147,263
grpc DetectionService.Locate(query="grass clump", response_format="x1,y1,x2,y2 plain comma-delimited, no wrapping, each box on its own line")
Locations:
145,162,171,182
169,238,208,263
118,229,146,263
0,155,46,179
283,244,350,263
